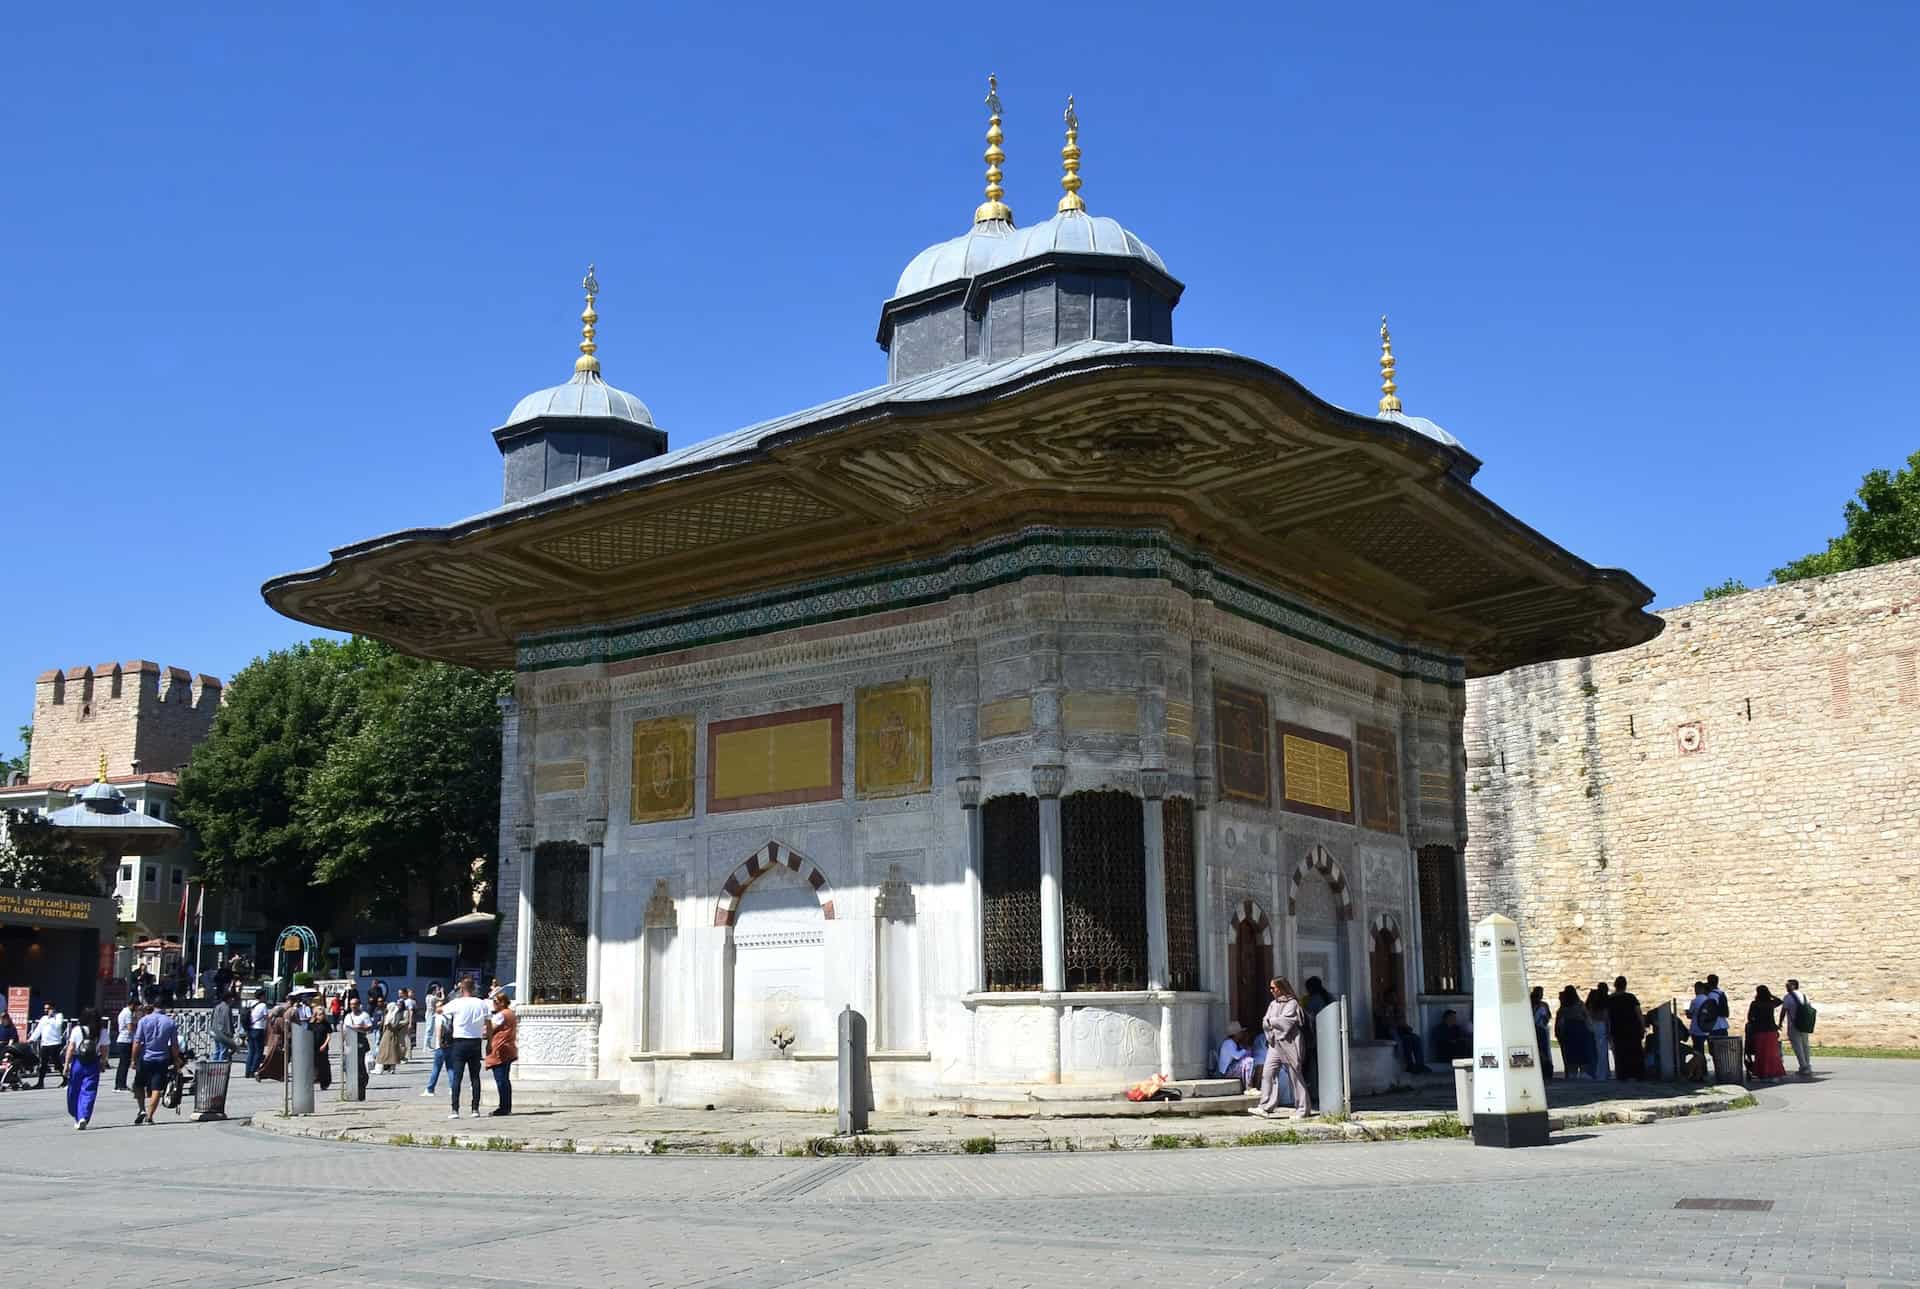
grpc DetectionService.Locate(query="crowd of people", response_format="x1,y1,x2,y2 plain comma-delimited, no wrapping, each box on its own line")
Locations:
0,971,521,1127
1214,970,1818,1096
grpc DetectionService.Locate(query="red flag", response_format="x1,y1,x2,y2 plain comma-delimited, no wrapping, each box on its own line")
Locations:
179,880,190,929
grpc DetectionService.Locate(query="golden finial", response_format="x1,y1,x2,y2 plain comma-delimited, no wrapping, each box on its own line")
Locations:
574,264,601,376
1057,95,1085,214
974,75,1014,225
1378,315,1403,414
97,751,108,783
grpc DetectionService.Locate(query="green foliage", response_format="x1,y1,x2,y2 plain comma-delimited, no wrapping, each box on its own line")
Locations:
1235,1128,1303,1147
1396,1115,1469,1139
1812,1045,1920,1059
960,1136,997,1154
1701,577,1749,600
1726,1094,1759,1110
1,724,29,779
1148,1133,1210,1149
0,808,106,895
291,971,315,987
173,637,508,931
1773,450,1920,584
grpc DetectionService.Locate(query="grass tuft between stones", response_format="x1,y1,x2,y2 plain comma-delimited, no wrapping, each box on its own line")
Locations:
961,1136,997,1154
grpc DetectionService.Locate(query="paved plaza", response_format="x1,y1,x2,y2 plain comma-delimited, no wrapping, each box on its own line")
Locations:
1,1057,1913,1287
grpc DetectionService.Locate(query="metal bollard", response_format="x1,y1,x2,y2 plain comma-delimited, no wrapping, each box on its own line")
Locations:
837,1005,872,1135
341,1031,365,1102
288,1025,315,1115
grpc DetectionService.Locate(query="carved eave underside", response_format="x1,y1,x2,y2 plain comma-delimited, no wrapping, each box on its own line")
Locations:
263,351,1658,677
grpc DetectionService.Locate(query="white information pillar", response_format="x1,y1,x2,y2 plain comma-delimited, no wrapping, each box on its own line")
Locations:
1470,912,1549,1147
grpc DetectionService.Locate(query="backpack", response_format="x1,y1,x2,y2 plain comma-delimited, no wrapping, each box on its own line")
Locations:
1693,994,1720,1030
1797,998,1817,1033
74,1025,98,1062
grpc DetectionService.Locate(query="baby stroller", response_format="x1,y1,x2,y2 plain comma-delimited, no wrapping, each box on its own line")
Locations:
0,1042,33,1091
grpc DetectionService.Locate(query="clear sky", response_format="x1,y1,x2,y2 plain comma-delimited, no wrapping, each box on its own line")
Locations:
3,4,1915,760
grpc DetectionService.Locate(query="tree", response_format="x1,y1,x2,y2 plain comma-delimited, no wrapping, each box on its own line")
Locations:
0,808,104,896
173,636,508,935
1773,450,1920,584
2,724,29,780
1702,577,1749,600
298,659,509,928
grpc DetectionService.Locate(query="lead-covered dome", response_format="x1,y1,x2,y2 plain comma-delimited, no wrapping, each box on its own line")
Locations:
894,219,1018,299
505,369,653,427
997,211,1166,278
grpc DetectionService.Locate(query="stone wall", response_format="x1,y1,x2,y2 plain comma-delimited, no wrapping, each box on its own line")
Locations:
27,661,221,782
1465,556,1920,1048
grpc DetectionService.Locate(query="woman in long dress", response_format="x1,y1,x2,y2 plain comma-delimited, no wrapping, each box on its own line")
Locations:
1554,986,1592,1077
1747,986,1787,1079
377,999,408,1072
254,1004,289,1081
1254,977,1313,1120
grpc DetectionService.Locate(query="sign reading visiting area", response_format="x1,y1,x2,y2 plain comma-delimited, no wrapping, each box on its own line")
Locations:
0,888,115,929
1277,724,1354,823
630,715,697,823
707,703,844,812
855,679,932,799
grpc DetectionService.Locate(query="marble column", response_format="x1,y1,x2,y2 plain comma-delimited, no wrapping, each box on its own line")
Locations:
1033,763,1067,994
515,831,535,1001
1140,768,1169,991
957,777,984,993
583,817,607,1003
1189,586,1219,997
948,594,984,994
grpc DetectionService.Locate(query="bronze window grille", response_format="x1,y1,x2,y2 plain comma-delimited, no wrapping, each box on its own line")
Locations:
982,794,1042,990
1417,844,1463,994
1162,796,1199,990
531,840,590,1004
1063,790,1147,991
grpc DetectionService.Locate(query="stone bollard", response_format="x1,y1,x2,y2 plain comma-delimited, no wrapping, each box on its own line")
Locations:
1452,1058,1474,1127
288,1024,315,1115
837,1005,872,1135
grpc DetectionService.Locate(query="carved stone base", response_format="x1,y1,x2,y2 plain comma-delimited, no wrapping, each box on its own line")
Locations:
514,1003,602,1081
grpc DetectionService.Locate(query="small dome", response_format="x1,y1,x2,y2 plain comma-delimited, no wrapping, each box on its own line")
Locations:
505,370,653,428
998,211,1166,276
77,779,126,808
1379,410,1463,450
893,219,1018,298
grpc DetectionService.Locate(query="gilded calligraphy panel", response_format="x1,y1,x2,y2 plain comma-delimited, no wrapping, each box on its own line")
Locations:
630,716,696,823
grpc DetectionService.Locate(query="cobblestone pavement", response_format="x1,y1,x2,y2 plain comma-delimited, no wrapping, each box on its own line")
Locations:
1,1057,1912,1287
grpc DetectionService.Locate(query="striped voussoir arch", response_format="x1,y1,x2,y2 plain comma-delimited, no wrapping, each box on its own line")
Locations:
713,840,835,927
1232,899,1273,944
1286,844,1354,919
1369,910,1404,950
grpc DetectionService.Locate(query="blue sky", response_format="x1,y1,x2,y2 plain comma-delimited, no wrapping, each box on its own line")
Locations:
3,5,1915,759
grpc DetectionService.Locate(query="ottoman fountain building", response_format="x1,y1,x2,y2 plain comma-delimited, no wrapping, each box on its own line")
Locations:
266,84,1657,1107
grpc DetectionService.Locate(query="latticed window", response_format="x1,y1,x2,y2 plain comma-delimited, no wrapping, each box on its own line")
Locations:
1417,844,1463,994
531,841,590,1004
981,795,1042,990
1063,790,1146,991
1162,796,1199,991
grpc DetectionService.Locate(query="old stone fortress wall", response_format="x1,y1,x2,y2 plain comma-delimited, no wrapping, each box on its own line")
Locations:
25,661,222,783
1466,555,1920,1049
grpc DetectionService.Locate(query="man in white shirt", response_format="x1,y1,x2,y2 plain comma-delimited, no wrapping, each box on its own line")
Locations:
440,977,491,1120
245,991,269,1078
31,1005,69,1088
112,1002,137,1091
1780,978,1814,1077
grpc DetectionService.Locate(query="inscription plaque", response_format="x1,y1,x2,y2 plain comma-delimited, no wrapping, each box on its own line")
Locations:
1214,684,1271,806
1278,723,1354,823
630,716,696,823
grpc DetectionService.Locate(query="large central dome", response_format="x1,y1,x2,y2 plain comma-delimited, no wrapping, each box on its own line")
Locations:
878,87,1182,382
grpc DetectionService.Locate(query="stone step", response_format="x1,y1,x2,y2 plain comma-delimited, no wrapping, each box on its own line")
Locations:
931,1090,1261,1119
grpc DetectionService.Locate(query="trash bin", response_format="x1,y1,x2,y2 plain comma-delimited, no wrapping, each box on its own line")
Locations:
1705,1035,1746,1086
195,1054,233,1121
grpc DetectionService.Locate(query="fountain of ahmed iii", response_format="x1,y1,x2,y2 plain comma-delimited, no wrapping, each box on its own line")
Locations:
265,84,1656,1109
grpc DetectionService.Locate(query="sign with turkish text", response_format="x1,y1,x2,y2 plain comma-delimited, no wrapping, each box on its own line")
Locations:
0,888,115,929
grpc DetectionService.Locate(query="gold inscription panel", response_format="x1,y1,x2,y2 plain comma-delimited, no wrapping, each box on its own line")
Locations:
856,679,932,799
1063,692,1139,735
1215,684,1271,806
533,760,588,795
630,716,696,823
978,696,1033,739
707,704,844,813
1278,723,1354,823
1165,701,1193,742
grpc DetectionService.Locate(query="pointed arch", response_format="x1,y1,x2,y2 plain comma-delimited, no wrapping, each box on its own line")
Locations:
714,840,836,926
1369,910,1404,951
1286,844,1354,920
1231,898,1273,946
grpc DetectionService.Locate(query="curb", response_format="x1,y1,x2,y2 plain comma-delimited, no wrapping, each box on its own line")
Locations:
244,1086,1753,1158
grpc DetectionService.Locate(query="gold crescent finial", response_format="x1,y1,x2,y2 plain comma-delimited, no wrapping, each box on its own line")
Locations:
575,264,601,376
974,74,1014,225
1057,95,1085,214
1378,315,1403,414
98,750,108,783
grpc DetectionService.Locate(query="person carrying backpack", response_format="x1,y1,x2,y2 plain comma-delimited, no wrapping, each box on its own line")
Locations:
1779,978,1816,1077
63,1009,108,1130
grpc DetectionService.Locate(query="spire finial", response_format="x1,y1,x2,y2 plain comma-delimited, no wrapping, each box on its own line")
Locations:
574,263,601,376
1378,315,1403,414
97,750,108,783
974,74,1014,225
1057,95,1085,214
